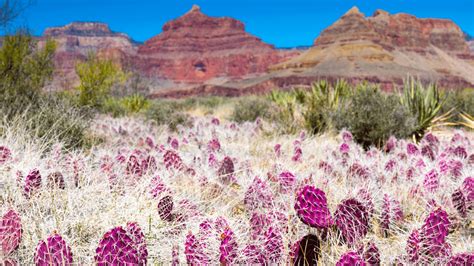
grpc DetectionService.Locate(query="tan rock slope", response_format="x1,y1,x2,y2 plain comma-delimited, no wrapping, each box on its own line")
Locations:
268,7,474,90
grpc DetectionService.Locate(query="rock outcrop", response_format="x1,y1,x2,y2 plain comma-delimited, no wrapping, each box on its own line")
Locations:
269,7,474,90
135,5,295,82
40,22,136,89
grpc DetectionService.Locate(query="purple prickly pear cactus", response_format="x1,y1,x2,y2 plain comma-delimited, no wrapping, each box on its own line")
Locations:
452,188,467,218
218,156,235,184
357,189,374,219
0,146,12,164
126,222,148,264
244,177,274,212
334,198,369,247
163,150,183,170
242,244,265,264
34,233,73,265
294,185,333,229
446,253,474,266
336,251,367,266
462,177,473,211
278,171,296,193
264,226,283,263
219,227,238,265
24,169,42,198
420,208,451,258
95,225,146,265
406,228,421,263
47,172,65,190
292,234,321,265
184,232,209,265
361,242,380,265
149,175,167,199
249,212,270,240
423,169,440,193
0,210,22,256
171,245,179,266
407,143,419,155
157,195,174,222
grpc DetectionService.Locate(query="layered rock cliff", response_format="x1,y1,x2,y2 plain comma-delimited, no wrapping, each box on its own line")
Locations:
268,7,474,91
135,5,296,82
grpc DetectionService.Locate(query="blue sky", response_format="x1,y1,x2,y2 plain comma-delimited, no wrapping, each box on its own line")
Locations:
8,0,474,47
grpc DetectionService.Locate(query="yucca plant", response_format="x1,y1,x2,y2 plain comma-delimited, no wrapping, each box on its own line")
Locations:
400,78,452,142
459,112,474,129
122,94,150,114
268,90,302,134
303,80,351,134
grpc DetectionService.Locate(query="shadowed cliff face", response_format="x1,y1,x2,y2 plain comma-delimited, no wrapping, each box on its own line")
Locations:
38,6,474,96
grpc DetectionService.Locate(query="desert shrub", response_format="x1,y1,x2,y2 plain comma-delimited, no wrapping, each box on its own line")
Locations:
75,53,127,107
333,86,416,149
400,78,449,141
302,80,352,134
268,90,304,134
145,101,192,131
0,32,56,103
230,97,272,122
102,94,150,117
0,32,92,150
440,88,474,123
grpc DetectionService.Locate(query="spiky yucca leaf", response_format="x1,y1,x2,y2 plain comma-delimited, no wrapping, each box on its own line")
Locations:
459,112,474,129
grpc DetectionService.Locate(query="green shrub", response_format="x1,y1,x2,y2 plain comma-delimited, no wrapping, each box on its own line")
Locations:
145,101,192,131
441,88,474,123
400,78,449,141
230,97,272,123
75,53,127,107
333,86,416,149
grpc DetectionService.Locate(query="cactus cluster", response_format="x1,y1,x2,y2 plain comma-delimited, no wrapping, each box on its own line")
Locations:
334,199,369,247
95,223,148,265
34,233,73,265
0,210,22,257
294,185,333,229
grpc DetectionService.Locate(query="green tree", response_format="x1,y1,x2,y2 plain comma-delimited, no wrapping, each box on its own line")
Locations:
75,53,127,107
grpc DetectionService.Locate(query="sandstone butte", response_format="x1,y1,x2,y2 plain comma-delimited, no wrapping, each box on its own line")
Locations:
38,6,474,97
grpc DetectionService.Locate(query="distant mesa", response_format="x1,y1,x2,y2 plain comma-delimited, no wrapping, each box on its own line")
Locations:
38,5,474,96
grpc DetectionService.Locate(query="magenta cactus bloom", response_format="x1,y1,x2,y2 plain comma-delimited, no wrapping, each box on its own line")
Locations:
0,210,22,256
244,177,274,212
446,253,474,266
336,251,367,266
423,169,440,193
126,222,148,264
23,169,42,199
47,172,65,190
219,227,238,265
34,233,73,265
157,195,174,222
0,146,12,164
294,185,333,229
95,226,145,265
334,198,369,247
218,156,235,184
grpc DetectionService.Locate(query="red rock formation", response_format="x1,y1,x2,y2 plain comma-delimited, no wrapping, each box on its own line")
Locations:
136,5,295,82
40,22,136,89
